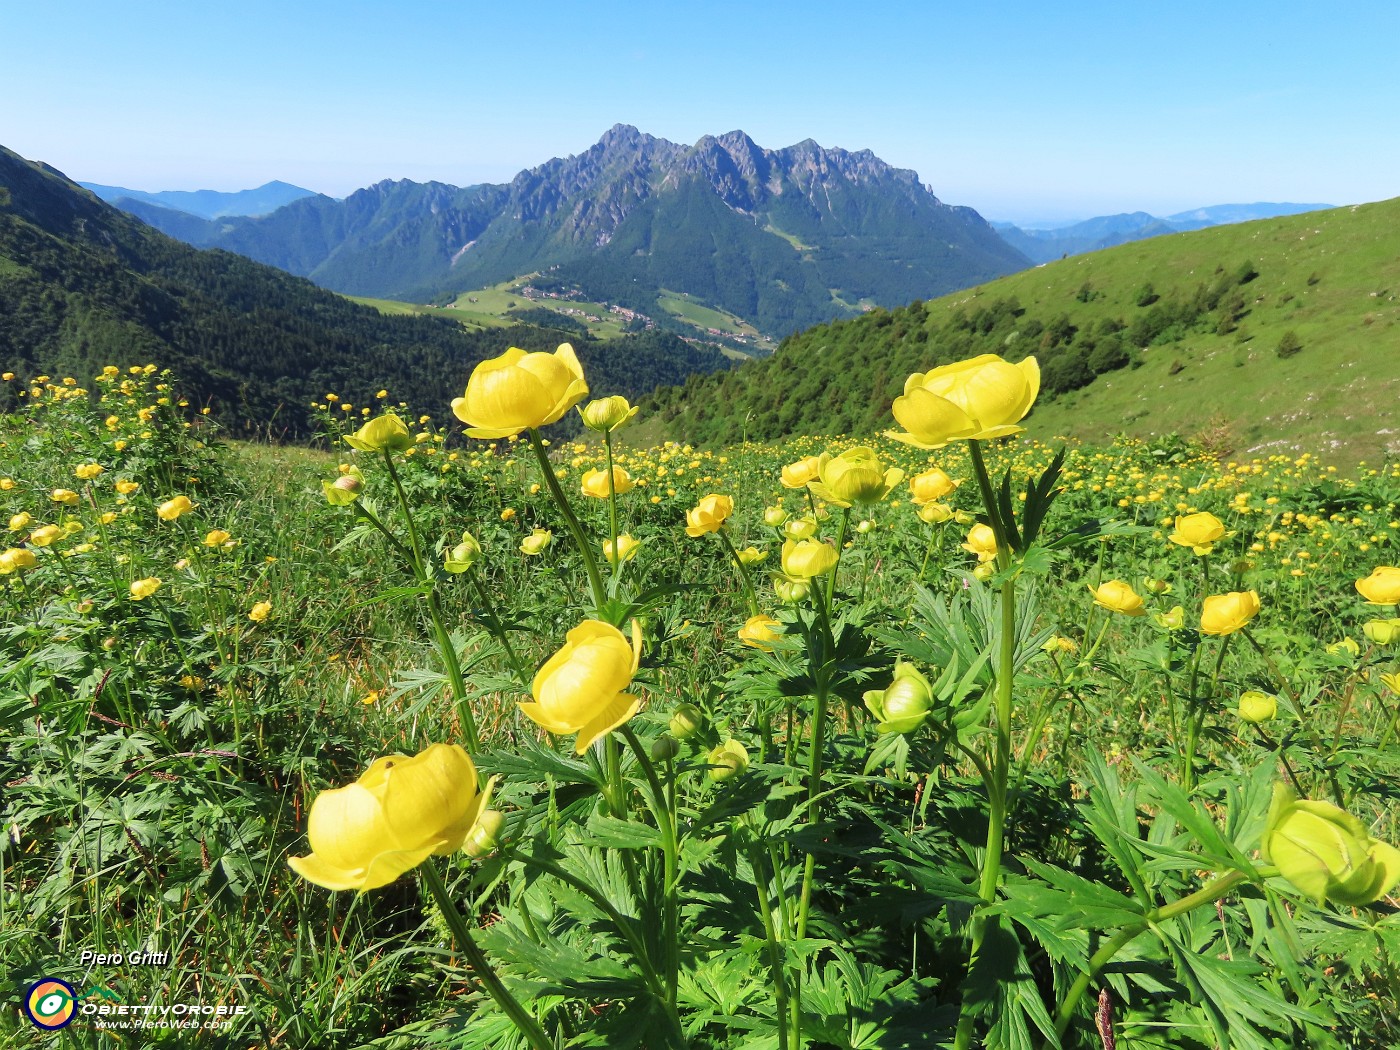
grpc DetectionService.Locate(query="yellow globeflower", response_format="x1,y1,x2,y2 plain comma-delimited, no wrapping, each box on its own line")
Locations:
736,546,768,566
917,502,954,524
808,447,903,507
129,577,162,600
323,466,365,506
288,743,495,892
1236,690,1278,723
520,620,643,754
685,494,734,537
780,456,821,489
1356,565,1400,606
738,614,782,651
780,539,838,580
909,468,959,505
114,479,141,495
74,463,104,480
602,533,641,566
1,548,38,573
343,413,412,453
50,488,80,506
520,528,553,556
580,465,635,498
1088,580,1147,616
203,529,232,548
30,525,63,547
249,601,272,622
1200,590,1261,636
707,739,749,781
1169,511,1228,555
157,495,196,521
961,523,999,564
888,353,1040,449
444,532,482,573
578,395,638,433
9,512,32,532
763,505,789,527
1262,784,1400,906
452,343,589,439
784,517,818,541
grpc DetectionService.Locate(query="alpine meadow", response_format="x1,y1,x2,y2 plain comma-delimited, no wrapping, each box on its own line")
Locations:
3,124,1400,1050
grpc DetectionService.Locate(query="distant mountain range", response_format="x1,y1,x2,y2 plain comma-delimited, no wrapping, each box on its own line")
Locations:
78,179,317,219
90,126,1030,337
0,144,728,436
992,203,1333,264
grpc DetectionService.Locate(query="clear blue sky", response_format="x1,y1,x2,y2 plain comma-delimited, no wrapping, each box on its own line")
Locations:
3,0,1398,223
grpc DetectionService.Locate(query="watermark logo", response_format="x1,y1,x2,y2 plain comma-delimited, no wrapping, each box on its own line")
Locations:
24,979,78,1030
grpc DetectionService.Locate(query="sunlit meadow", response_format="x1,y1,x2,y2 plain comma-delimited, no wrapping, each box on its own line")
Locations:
2,356,1398,1049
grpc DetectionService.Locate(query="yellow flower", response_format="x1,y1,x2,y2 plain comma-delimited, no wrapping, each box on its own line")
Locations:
520,528,553,556
1236,690,1278,723
603,533,641,566
580,465,635,498
961,523,999,564
129,577,162,600
30,524,63,547
1169,511,1228,555
579,395,638,433
249,601,272,622
780,538,838,580
763,505,789,527
520,620,643,753
203,529,232,547
1362,619,1400,646
8,512,32,532
738,614,782,651
444,532,482,573
909,468,959,504
1356,565,1400,605
685,493,734,537
157,495,195,521
1262,784,1400,906
288,743,495,892
808,447,904,507
1153,605,1186,631
1379,671,1400,694
344,413,412,453
0,478,13,490
888,353,1041,449
1326,638,1361,658
707,739,749,781
0,548,38,573
114,479,140,495
780,456,822,489
736,546,768,566
452,343,589,439
323,466,365,506
50,488,80,506
1088,580,1147,616
917,502,955,525
1200,590,1261,636
74,463,104,480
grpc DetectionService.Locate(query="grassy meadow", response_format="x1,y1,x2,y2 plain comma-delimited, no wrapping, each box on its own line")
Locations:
2,361,1399,1049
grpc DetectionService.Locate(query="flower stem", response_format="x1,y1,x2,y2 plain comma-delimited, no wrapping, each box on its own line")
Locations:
418,860,552,1050
715,526,760,616
528,428,606,611
620,725,681,1014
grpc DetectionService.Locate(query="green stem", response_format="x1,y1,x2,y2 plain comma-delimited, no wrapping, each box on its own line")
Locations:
352,501,414,565
468,569,532,691
604,431,621,586
528,428,606,611
418,861,552,1050
620,725,681,1014
715,526,761,617
824,507,852,608
1049,869,1250,1044
744,817,790,1050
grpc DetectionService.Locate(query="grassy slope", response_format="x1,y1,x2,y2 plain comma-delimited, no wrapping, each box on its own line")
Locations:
651,198,1400,468
979,200,1400,464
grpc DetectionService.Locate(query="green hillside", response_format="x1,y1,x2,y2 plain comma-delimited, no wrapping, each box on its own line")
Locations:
0,145,730,438
646,198,1400,466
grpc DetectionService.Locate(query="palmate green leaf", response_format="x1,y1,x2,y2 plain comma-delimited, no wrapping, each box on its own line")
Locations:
1008,858,1146,930
961,920,1057,1050
480,736,603,790
581,813,662,851
677,947,769,1018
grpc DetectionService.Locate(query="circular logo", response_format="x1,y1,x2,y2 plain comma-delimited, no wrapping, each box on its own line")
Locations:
25,979,77,1030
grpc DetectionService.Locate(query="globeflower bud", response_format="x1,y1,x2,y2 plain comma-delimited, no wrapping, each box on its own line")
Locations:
780,539,838,580
763,506,789,527
464,810,505,858
444,532,482,573
650,735,681,762
578,395,638,433
520,528,553,556
1236,690,1278,724
1262,784,1400,906
1153,605,1186,631
343,413,413,453
783,517,818,541
603,533,641,566
668,703,704,740
917,502,954,525
773,577,810,604
324,467,365,506
707,739,749,782
1362,619,1400,646
1143,577,1172,595
808,447,903,507
863,661,934,734
909,468,958,505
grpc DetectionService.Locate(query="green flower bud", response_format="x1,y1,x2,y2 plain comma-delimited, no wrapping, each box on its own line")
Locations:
343,413,412,453
464,810,505,858
444,532,482,574
1262,784,1400,906
650,735,681,762
578,395,639,433
863,660,934,735
707,739,749,782
1363,619,1400,645
323,467,365,506
669,703,704,740
1236,690,1277,724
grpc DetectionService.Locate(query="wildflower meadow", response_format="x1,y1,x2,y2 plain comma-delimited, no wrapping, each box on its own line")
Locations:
2,353,1398,1049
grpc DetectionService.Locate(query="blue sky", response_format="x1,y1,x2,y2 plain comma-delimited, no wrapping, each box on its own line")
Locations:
4,1,1398,223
